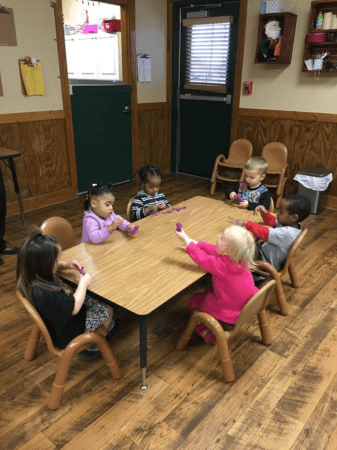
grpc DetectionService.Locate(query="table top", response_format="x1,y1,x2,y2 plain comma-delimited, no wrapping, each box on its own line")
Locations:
60,196,262,316
0,147,21,160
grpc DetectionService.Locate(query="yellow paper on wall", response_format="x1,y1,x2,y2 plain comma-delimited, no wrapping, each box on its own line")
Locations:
19,60,45,96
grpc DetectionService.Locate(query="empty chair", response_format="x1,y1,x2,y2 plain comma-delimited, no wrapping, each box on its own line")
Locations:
210,139,253,195
17,290,121,409
126,198,134,223
176,279,275,382
261,142,289,209
254,229,308,316
40,216,77,250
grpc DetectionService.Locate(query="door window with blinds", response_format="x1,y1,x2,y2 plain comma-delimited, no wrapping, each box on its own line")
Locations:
182,16,233,93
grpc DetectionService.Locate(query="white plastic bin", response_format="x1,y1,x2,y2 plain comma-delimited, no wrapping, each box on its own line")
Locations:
294,168,333,214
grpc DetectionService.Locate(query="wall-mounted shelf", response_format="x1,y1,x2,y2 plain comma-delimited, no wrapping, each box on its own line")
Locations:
303,1,337,73
255,13,297,64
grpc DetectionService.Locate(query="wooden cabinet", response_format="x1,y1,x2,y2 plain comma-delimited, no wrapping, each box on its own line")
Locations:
255,13,297,64
303,1,337,72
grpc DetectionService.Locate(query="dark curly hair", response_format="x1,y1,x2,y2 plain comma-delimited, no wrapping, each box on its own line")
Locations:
285,194,311,222
84,182,114,211
135,165,162,185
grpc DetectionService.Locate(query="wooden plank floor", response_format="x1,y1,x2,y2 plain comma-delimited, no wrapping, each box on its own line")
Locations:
1,174,337,450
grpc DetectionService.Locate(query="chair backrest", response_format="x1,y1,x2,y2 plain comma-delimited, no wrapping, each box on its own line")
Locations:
279,228,308,277
40,217,77,251
231,280,276,336
261,142,288,173
269,196,274,213
126,198,134,223
16,290,62,357
227,139,253,166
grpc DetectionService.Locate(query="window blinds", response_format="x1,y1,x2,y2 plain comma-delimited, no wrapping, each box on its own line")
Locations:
182,16,233,93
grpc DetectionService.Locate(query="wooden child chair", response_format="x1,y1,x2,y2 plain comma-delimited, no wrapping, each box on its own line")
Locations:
17,290,121,410
261,142,289,209
254,228,308,316
210,139,253,195
40,216,77,250
126,198,134,222
176,279,275,382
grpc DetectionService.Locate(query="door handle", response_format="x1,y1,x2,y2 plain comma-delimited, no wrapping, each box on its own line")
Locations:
122,104,131,113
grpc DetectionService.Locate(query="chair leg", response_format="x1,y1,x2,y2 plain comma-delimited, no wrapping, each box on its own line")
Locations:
24,324,41,361
98,339,121,380
274,275,289,316
288,260,299,288
257,310,272,346
210,166,218,195
176,317,196,351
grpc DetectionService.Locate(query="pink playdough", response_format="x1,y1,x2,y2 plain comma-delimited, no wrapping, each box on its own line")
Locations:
176,223,182,232
235,195,244,202
129,225,139,236
78,266,85,275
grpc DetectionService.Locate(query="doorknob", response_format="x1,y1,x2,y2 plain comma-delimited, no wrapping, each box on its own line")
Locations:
122,104,131,113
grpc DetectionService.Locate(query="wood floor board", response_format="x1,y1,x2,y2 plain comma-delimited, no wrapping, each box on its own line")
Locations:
1,174,337,450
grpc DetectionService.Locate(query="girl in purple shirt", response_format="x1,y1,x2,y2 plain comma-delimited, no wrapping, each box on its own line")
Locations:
82,183,139,244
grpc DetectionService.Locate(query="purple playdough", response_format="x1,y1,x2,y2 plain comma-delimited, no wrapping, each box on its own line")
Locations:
176,223,182,232
129,225,139,236
235,195,244,202
78,266,85,275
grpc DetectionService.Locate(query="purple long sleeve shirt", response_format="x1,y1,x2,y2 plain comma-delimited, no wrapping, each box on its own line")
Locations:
82,210,131,244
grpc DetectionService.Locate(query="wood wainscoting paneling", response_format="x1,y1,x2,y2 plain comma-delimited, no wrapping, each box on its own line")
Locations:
236,108,337,204
0,115,77,216
137,102,170,173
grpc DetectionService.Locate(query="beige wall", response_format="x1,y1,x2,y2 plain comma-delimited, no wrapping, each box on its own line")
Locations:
136,0,167,103
240,0,337,114
0,0,63,113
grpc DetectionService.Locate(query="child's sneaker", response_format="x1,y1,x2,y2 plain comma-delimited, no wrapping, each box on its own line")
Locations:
81,348,101,361
106,319,123,342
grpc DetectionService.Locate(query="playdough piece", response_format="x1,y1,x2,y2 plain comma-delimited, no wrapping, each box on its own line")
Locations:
129,225,139,236
78,266,85,275
235,195,244,202
176,223,182,232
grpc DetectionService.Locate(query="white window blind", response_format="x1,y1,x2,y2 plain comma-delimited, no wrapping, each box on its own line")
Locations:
182,16,233,93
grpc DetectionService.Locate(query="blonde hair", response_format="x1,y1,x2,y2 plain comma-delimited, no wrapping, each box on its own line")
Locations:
244,156,268,175
219,225,256,271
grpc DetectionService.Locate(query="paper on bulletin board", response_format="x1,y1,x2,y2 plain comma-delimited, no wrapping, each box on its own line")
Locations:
137,54,151,82
0,8,17,46
19,61,46,96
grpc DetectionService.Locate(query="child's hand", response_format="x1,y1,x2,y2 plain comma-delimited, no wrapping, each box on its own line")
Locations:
176,228,189,246
80,272,92,287
110,218,124,231
228,216,247,227
57,260,81,271
238,200,249,209
254,205,268,216
229,192,237,200
127,225,139,236
158,203,167,210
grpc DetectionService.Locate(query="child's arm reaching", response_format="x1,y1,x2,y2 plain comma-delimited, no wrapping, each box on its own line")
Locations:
228,215,270,242
73,272,92,315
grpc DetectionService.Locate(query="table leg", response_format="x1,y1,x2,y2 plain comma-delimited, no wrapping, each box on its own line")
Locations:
9,158,27,235
139,317,148,390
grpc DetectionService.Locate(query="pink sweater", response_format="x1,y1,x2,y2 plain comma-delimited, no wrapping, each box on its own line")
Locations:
186,241,258,324
82,210,131,244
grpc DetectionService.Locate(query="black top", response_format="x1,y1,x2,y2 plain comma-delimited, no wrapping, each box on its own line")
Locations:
32,285,86,349
225,182,271,211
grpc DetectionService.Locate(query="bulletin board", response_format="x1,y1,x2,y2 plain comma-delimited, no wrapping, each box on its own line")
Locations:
0,8,17,46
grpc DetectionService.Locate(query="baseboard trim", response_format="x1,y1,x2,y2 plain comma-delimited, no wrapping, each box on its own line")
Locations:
7,187,78,217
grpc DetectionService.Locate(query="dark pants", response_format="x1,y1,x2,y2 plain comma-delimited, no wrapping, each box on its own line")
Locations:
0,168,6,252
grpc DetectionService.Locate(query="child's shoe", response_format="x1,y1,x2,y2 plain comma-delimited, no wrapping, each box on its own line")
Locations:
194,323,216,345
106,319,123,342
81,347,101,361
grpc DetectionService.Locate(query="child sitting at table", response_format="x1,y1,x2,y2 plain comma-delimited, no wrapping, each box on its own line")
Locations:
131,165,171,221
225,156,271,211
175,225,258,345
82,182,138,244
17,230,122,360
229,194,311,282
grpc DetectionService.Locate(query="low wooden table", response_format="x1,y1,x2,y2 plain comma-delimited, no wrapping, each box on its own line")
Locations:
60,196,261,388
0,147,27,234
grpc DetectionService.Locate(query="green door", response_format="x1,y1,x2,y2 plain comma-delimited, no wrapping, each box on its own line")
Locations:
71,84,133,193
171,1,240,178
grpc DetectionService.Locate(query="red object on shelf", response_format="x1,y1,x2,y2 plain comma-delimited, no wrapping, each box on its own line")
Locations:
305,33,327,43
102,19,121,32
